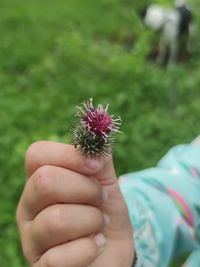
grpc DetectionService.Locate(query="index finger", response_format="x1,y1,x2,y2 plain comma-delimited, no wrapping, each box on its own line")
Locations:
25,141,104,178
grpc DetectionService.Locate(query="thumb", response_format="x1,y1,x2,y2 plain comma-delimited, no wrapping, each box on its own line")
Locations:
93,154,117,186
85,155,134,267
89,155,133,238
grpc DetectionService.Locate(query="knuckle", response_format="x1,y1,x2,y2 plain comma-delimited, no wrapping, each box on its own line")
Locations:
16,197,26,228
43,206,64,235
26,141,45,162
16,205,21,227
32,165,52,198
20,224,39,264
21,242,32,263
22,244,37,264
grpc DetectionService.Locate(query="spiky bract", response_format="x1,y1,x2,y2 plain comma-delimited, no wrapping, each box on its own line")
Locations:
71,98,121,157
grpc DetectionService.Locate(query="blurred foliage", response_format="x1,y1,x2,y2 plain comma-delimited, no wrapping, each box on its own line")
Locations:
0,0,200,266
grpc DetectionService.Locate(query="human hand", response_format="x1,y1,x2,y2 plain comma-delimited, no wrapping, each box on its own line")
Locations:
16,141,134,267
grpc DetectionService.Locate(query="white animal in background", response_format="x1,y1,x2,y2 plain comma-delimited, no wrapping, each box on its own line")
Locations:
141,1,193,66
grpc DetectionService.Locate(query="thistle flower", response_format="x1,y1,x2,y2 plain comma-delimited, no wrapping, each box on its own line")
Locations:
72,98,121,157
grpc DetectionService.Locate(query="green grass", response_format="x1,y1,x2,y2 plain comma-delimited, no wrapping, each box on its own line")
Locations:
0,0,200,266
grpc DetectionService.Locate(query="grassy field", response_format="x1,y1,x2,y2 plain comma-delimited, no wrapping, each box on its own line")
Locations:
0,0,200,266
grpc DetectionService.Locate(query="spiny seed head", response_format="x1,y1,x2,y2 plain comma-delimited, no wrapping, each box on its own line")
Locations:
71,98,121,157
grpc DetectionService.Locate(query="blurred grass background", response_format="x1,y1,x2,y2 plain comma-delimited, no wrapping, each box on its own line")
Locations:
0,0,200,266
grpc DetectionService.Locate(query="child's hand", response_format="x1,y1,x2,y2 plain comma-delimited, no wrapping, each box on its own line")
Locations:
16,141,134,267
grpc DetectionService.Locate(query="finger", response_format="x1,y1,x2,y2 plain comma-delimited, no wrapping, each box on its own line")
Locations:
33,234,106,267
26,204,109,260
17,165,105,221
25,141,105,178
26,141,117,185
25,141,131,240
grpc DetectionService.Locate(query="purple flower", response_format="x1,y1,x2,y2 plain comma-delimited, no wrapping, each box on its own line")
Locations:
72,98,121,156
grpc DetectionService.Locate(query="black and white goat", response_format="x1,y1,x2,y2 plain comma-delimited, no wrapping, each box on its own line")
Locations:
141,0,193,66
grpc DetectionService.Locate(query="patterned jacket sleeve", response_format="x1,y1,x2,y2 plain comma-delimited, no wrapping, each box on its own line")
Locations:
119,143,200,267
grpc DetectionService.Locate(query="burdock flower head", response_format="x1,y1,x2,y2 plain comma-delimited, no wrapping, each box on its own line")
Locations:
72,98,122,157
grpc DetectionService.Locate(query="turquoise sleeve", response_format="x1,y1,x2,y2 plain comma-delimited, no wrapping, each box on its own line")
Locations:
119,144,200,267
184,251,200,266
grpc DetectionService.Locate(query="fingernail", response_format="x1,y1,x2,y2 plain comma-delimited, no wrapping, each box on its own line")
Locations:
103,213,110,227
102,189,108,202
85,158,103,171
94,233,106,247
